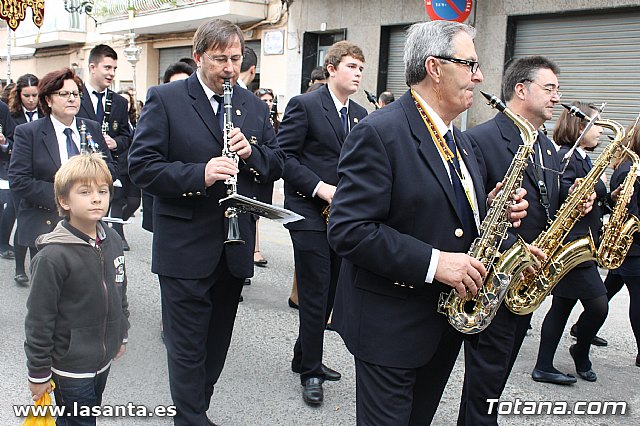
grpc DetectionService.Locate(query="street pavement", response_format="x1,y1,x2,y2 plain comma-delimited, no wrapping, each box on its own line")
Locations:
1,183,638,425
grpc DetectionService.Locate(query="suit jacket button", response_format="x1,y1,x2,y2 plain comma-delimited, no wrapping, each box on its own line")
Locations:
188,192,193,196
196,191,202,196
455,228,464,238
182,193,187,197
46,220,51,225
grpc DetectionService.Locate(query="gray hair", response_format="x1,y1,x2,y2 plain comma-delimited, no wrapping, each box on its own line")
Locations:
193,19,245,56
404,20,476,86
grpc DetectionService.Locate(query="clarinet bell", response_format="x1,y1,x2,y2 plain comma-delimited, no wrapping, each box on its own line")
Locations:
225,208,245,245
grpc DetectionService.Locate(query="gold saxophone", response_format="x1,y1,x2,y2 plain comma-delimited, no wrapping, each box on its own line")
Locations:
504,118,626,315
438,92,537,334
597,123,640,269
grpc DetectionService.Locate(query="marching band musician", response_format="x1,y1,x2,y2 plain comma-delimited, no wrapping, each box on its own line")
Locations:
327,21,529,424
8,68,116,286
128,19,284,426
78,44,133,250
533,101,614,384
278,40,368,406
603,123,640,368
459,58,595,424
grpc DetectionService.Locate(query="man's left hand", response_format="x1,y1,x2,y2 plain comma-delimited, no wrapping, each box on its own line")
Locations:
228,127,252,160
488,183,528,228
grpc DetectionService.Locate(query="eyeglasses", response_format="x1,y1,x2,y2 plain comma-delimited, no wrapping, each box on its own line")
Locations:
202,51,243,65
53,90,81,99
433,56,480,74
524,80,563,98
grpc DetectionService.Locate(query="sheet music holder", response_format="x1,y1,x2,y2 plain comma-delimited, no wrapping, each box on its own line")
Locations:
219,193,304,224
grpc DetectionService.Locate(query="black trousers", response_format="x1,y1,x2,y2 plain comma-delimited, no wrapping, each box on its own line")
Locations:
160,257,244,426
355,326,463,426
290,229,340,383
457,305,532,426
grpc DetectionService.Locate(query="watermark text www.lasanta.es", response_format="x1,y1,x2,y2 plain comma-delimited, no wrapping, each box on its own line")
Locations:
487,398,627,415
14,401,176,418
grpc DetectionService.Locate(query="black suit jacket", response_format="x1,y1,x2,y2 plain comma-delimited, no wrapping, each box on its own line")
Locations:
12,108,44,126
327,90,487,368
8,117,116,246
466,112,563,244
128,74,284,280
279,83,368,231
0,101,16,180
78,87,132,175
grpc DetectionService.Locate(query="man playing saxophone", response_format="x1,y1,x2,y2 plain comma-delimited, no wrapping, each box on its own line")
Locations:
326,21,529,425
458,57,595,425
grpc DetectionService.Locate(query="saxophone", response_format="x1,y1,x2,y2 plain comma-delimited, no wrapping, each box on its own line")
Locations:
438,91,538,334
504,118,626,315
597,123,640,269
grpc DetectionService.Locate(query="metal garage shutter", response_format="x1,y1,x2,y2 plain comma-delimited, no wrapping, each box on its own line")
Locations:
386,27,408,98
513,10,640,158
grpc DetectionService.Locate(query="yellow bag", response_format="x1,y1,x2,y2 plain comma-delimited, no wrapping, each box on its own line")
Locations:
21,381,56,426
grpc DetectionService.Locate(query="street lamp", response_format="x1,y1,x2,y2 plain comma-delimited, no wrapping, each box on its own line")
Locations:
123,1,142,103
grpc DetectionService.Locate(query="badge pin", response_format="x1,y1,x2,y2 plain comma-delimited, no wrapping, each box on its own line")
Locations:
546,149,552,156
112,121,119,131
249,136,258,145
354,117,359,123
236,109,242,116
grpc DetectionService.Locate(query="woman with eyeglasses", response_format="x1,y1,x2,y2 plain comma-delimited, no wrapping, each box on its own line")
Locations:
532,101,610,383
8,68,116,286
251,88,280,268
3,75,43,283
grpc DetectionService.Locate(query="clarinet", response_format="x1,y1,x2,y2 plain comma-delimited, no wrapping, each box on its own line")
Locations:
221,79,244,244
101,90,113,134
79,120,88,153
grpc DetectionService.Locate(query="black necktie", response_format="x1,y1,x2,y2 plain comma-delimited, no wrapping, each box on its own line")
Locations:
94,91,105,123
444,130,476,237
213,95,224,131
340,107,349,136
585,154,593,169
64,128,79,158
26,111,35,122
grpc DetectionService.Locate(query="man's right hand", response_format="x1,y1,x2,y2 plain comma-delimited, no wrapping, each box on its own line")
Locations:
204,156,239,187
29,380,52,402
434,252,486,298
316,183,336,204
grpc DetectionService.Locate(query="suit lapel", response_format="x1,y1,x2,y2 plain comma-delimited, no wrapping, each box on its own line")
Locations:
402,93,460,220
42,117,62,169
231,85,247,131
320,85,345,145
456,128,486,218
187,75,223,146
80,86,97,121
495,113,539,187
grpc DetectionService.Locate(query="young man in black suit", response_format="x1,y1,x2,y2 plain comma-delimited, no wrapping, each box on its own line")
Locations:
278,40,368,406
128,19,284,426
327,21,531,425
457,56,594,425
78,44,134,250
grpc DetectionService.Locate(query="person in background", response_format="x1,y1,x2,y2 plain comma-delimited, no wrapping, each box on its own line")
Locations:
163,61,195,84
0,99,16,262
6,74,41,283
378,90,395,107
24,152,128,425
178,57,198,71
309,66,326,86
9,68,116,287
238,46,257,90
1,83,16,104
602,122,640,368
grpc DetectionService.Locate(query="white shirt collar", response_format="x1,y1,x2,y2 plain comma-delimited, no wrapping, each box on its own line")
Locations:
50,115,78,136
85,82,106,96
576,146,588,159
412,90,453,137
197,71,218,100
327,85,349,114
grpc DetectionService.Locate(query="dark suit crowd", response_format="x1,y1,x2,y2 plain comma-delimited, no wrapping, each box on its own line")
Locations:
10,17,640,426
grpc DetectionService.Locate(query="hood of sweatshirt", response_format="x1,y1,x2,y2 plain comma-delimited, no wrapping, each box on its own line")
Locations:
36,220,108,248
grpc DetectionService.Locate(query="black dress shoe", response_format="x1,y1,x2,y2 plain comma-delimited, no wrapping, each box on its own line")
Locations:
291,363,341,381
288,297,299,310
531,368,576,385
14,273,29,287
0,249,15,259
122,238,130,251
302,377,323,405
570,324,608,347
569,344,597,382
635,354,640,367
